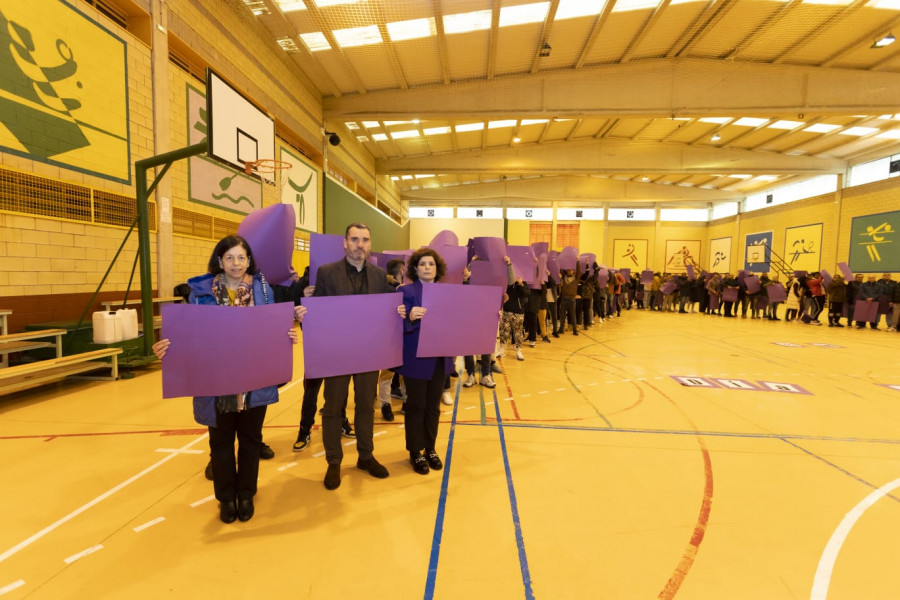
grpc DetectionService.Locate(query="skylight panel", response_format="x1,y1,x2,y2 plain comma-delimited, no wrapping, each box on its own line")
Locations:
333,25,383,48
802,0,854,5
768,120,805,130
444,10,492,34
415,174,434,178
733,117,769,127
876,130,900,139
754,175,778,181
499,2,550,27
804,123,841,133
315,0,361,7
344,122,360,130
390,130,419,139
839,126,879,136
299,32,331,52
556,0,606,20
371,133,389,141
520,119,549,125
356,136,370,142
699,117,731,124
362,121,381,128
456,123,485,132
387,17,436,41
488,120,517,129
276,1,306,12
868,0,900,7
424,126,451,135
612,0,660,12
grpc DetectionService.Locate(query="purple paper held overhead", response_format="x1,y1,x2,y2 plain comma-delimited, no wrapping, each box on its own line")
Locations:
794,270,808,278
161,303,294,399
641,269,654,285
838,262,853,280
660,281,676,295
766,283,787,303
531,241,549,257
300,293,403,378
821,269,833,288
559,246,578,270
417,283,503,358
469,259,509,287
507,245,537,284
309,232,346,286
430,230,459,248
619,268,631,281
547,255,561,282
579,253,596,275
597,269,609,288
686,265,695,280
434,245,469,284
472,237,507,261
238,203,297,286
531,254,548,289
744,275,761,294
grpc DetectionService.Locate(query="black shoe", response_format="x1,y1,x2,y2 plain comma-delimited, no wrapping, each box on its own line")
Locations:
381,403,395,421
449,370,458,378
390,388,403,399
542,336,551,343
552,332,559,338
400,402,406,414
204,460,213,481
573,330,579,336
219,499,238,523
293,427,311,452
410,452,429,475
237,497,254,522
318,407,324,415
259,443,275,460
357,456,390,478
425,450,443,471
341,419,356,438
834,323,844,327
324,464,341,490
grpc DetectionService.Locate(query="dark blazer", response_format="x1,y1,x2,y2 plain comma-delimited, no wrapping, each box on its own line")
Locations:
313,258,393,297
395,280,454,381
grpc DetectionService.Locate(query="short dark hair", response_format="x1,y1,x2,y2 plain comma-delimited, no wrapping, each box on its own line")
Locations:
386,258,405,276
345,222,370,237
406,248,447,282
208,235,257,275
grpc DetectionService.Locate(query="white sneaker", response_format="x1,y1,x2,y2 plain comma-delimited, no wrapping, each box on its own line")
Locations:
441,391,453,405
496,343,506,358
463,375,477,387
480,375,496,388
516,349,525,361
529,341,536,348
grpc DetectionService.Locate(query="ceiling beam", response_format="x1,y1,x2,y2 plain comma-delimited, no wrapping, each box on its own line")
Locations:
323,59,900,120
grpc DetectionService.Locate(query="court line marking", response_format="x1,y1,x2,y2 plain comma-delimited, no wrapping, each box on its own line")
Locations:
810,476,900,600
63,544,103,565
190,495,215,508
133,517,165,533
155,448,203,455
312,451,325,458
277,462,298,472
0,580,25,596
0,432,209,564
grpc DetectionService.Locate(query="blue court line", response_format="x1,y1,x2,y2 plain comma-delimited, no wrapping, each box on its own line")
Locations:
493,390,536,599
423,366,463,599
456,421,900,446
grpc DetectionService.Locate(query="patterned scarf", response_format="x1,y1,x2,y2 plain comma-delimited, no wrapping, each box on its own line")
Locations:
211,272,254,413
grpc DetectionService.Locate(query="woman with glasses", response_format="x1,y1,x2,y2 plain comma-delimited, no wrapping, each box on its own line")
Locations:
152,235,305,524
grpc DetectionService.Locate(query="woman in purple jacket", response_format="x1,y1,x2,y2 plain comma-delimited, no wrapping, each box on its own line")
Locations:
396,248,455,475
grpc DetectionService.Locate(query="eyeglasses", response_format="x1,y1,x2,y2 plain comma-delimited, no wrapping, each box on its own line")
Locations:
222,255,249,264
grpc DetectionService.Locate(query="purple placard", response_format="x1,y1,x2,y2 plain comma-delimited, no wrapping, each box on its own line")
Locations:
309,233,346,286
469,259,509,287
300,294,403,378
711,378,762,391
547,254,561,282
238,203,297,286
417,283,503,357
597,269,609,288
838,262,853,280
766,283,787,303
854,300,878,323
368,251,388,270
755,295,768,309
472,237,507,261
531,254,548,290
722,288,738,302
559,246,578,270
794,270,808,278
531,241,549,257
660,281,676,295
161,303,294,399
619,268,631,281
686,265,695,280
579,253,596,275
821,269,833,288
434,245,469,284
744,276,761,294
710,295,720,310
507,245,537,284
384,249,413,263
641,269,654,285
430,230,459,248
878,295,891,315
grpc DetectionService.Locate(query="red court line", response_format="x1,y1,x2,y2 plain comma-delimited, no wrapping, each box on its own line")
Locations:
497,357,522,420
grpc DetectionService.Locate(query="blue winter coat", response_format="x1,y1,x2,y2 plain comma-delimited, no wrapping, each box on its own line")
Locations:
187,272,280,427
395,280,454,381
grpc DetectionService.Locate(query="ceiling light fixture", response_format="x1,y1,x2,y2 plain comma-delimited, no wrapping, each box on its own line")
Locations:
711,133,721,142
539,41,551,57
512,136,521,143
872,32,895,48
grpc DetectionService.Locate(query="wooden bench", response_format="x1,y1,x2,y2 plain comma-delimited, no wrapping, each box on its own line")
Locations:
0,348,123,395
0,329,67,364
100,296,183,311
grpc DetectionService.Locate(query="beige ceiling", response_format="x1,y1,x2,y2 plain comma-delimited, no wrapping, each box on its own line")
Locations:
247,0,900,206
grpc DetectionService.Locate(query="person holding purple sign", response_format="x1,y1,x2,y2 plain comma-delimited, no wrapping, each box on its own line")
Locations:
827,274,847,327
500,256,529,360
855,275,886,330
313,223,406,490
805,273,826,325
152,235,305,524
396,248,455,475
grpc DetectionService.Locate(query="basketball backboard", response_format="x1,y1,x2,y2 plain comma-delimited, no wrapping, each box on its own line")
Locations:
206,68,275,182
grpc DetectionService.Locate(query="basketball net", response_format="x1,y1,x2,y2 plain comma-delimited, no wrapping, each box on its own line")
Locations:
244,159,292,199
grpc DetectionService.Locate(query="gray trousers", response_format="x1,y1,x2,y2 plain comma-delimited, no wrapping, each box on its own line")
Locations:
323,371,378,465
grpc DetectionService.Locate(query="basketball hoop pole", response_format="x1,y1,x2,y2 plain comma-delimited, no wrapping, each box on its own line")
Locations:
134,140,208,356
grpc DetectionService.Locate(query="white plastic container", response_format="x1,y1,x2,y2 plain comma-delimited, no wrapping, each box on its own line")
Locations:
92,311,122,344
117,308,138,340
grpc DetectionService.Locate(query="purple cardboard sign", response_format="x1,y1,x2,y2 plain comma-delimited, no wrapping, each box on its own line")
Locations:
854,300,879,323
766,283,787,303
507,245,537,284
531,241,549,257
660,281,676,295
641,270,654,285
596,269,609,288
434,245,469,284
161,303,294,399
722,288,739,302
686,265,695,280
821,269,833,288
744,276,761,294
559,246,578,270
531,254,548,289
619,268,631,281
579,253,596,275
472,237,507,261
838,262,853,280
309,233,346,286
417,283,503,357
709,295,720,310
238,203,297,286
547,255,561,282
430,230,459,248
794,270,808,278
300,294,403,378
469,259,509,287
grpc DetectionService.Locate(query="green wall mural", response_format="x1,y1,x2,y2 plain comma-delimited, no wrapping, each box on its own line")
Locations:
323,178,409,251
849,210,899,273
0,1,130,183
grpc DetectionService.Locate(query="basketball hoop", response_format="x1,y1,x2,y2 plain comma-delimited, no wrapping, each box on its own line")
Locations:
244,159,292,199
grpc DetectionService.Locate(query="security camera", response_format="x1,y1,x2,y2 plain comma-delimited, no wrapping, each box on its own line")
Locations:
324,131,341,146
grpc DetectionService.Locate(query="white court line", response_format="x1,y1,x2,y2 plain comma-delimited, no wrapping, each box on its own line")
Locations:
485,402,495,406
343,440,357,446
313,451,326,458
133,517,165,533
555,388,565,391
63,544,103,565
590,382,598,386
277,462,298,472
0,580,25,595
0,432,209,564
605,380,616,384
465,406,476,410
521,393,532,397
538,391,548,395
811,476,900,600
373,431,386,437
189,495,215,508
505,397,514,401
155,448,203,455
398,424,405,429
623,379,631,382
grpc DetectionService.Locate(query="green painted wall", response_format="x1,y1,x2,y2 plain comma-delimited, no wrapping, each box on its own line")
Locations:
323,176,409,251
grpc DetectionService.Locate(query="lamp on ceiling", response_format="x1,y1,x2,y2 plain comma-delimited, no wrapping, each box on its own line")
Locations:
711,133,722,142
539,41,551,57
872,32,895,48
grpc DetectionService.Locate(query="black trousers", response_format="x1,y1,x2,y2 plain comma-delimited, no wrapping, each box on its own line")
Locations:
546,301,559,333
323,371,378,464
299,377,346,431
209,403,267,502
558,298,577,332
403,362,444,454
465,354,491,376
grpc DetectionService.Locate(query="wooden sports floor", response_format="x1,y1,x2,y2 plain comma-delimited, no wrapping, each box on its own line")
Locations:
2,309,899,599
